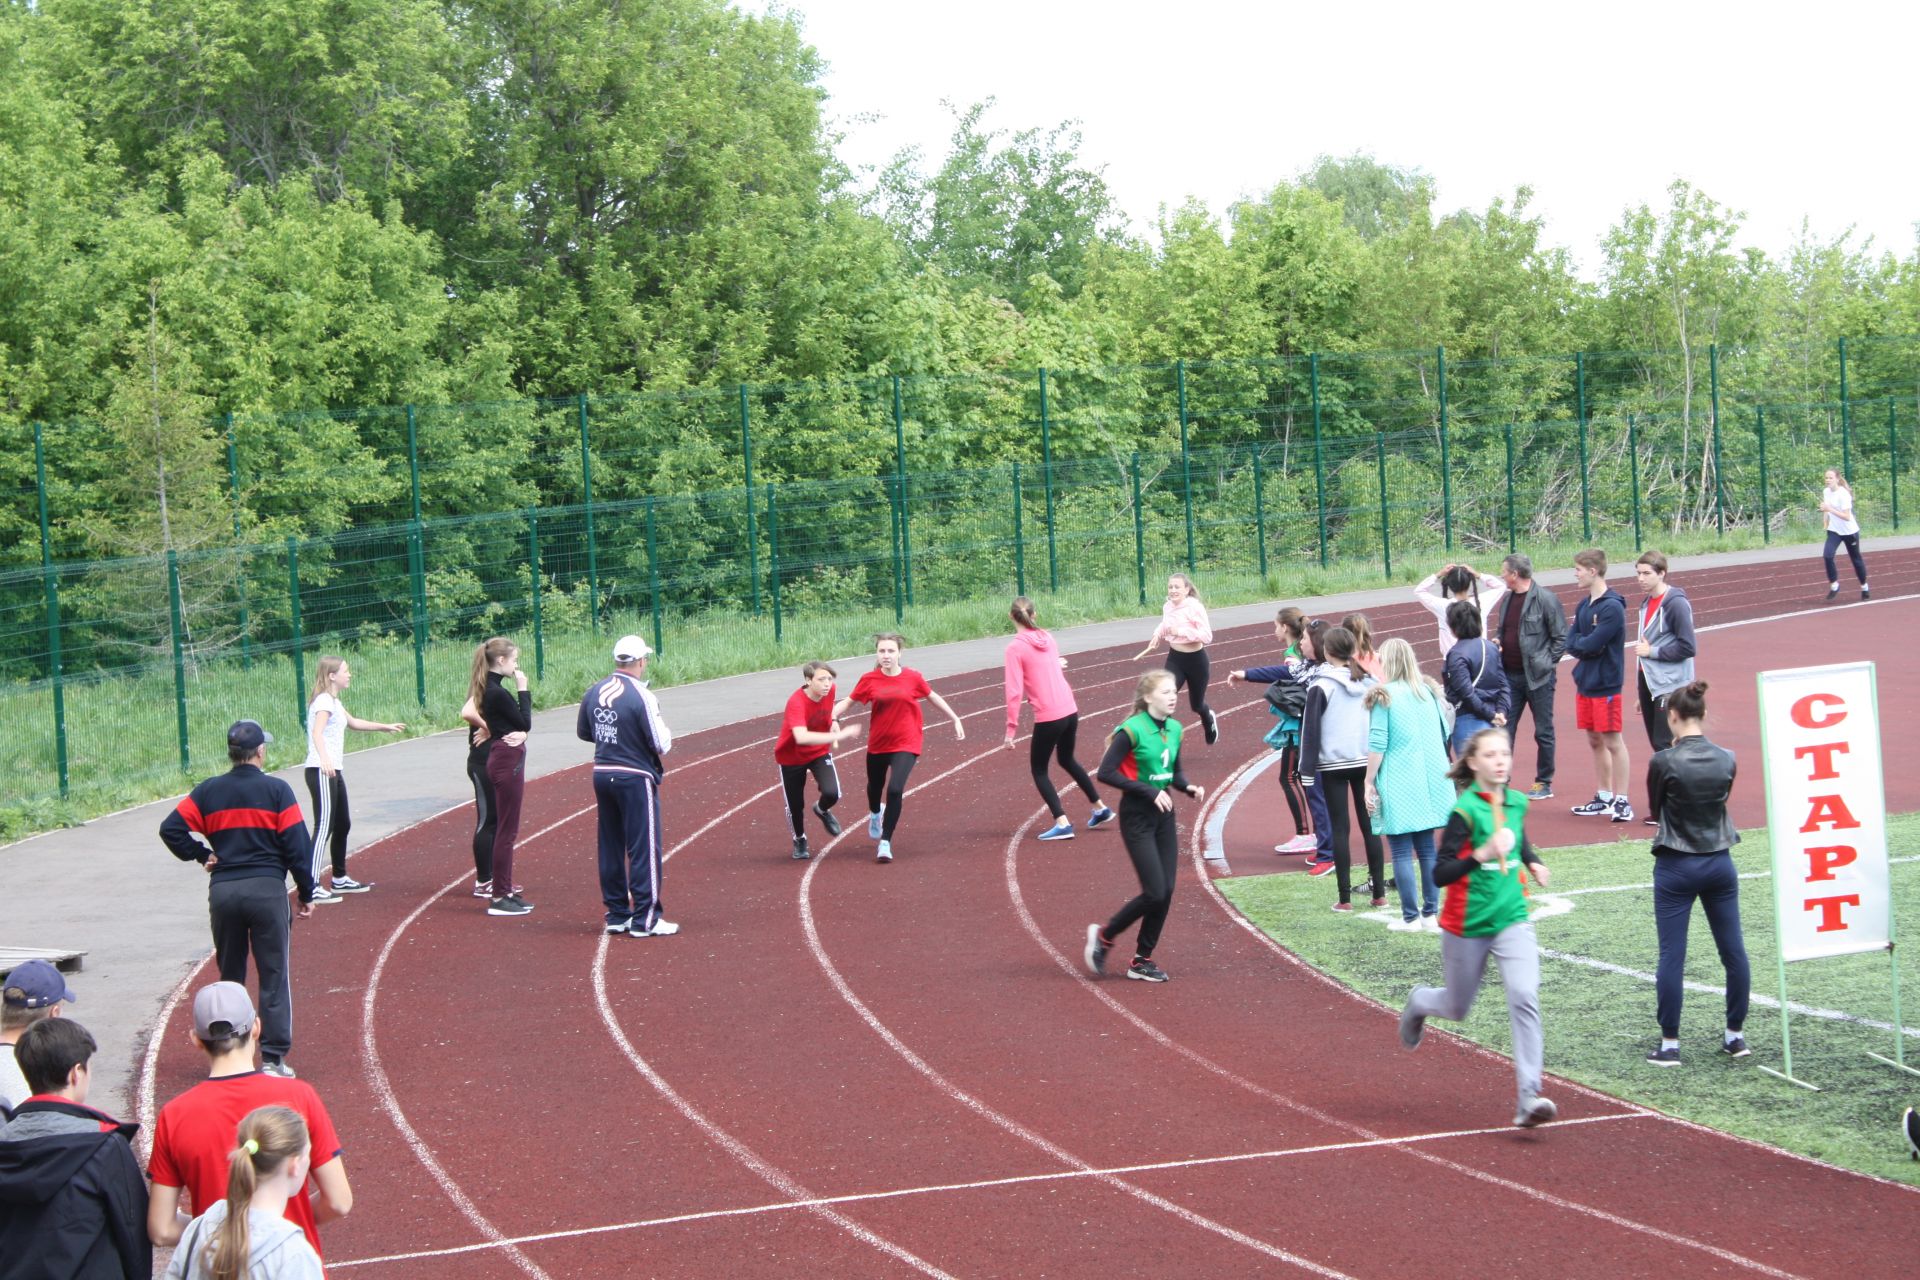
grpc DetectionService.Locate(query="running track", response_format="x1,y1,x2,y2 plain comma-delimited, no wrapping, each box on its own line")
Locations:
142,551,1920,1278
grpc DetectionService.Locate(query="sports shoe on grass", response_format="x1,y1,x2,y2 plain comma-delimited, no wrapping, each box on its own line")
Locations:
309,886,342,905
1904,1107,1919,1160
1525,782,1553,800
331,876,373,893
1037,820,1075,841
487,895,533,916
1399,1001,1425,1051
1308,859,1336,877
1087,806,1117,830
1330,902,1352,913
866,810,884,840
1370,897,1389,909
1126,958,1169,983
1645,1045,1682,1066
1610,797,1635,823
813,802,841,837
1571,796,1611,816
1515,1096,1557,1128
1422,916,1441,933
875,839,893,863
1721,1036,1750,1058
791,838,811,861
261,1059,296,1079
630,918,680,937
1387,918,1423,933
1083,925,1109,976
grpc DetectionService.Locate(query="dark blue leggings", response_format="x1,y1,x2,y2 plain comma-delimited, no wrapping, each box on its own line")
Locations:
1823,531,1867,585
1653,852,1750,1038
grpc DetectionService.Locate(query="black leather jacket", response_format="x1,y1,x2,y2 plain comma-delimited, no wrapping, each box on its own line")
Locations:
1646,734,1740,855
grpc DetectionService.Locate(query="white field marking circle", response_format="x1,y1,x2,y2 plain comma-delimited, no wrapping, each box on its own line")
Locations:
323,1112,1635,1269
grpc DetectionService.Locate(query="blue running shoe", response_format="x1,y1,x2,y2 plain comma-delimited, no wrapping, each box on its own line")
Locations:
1037,820,1075,841
866,810,884,840
1086,806,1116,830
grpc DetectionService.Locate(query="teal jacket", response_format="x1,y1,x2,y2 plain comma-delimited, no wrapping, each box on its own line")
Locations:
1365,679,1456,836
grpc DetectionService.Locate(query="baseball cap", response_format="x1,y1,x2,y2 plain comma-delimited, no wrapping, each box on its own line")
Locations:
2,959,78,1010
228,719,273,751
613,634,652,661
191,981,256,1040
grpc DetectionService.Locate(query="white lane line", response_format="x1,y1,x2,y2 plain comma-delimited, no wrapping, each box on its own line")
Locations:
1202,746,1289,866
1558,853,1920,898
324,1112,1639,1269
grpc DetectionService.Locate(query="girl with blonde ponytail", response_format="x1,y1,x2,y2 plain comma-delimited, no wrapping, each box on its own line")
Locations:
166,1106,322,1279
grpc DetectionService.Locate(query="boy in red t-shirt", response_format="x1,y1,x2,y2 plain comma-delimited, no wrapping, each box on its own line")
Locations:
833,634,965,862
773,661,863,860
146,983,351,1259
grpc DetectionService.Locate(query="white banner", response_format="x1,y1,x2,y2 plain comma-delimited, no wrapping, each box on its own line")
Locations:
1757,662,1890,962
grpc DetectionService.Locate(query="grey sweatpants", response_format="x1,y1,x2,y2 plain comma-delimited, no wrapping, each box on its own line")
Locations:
1407,921,1543,1111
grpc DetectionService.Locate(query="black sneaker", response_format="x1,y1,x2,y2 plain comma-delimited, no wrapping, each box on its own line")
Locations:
488,895,533,916
1126,957,1170,983
791,838,811,861
1083,924,1109,976
1610,797,1635,823
1721,1036,1751,1058
331,875,374,893
1827,584,1840,601
1862,585,1872,600
1645,1045,1682,1066
1904,1107,1919,1160
1202,708,1219,746
812,803,841,837
1571,796,1611,816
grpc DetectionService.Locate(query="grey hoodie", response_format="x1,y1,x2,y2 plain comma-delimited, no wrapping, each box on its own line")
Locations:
1303,667,1375,772
166,1203,323,1280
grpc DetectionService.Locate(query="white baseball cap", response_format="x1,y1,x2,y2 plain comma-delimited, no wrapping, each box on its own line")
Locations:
613,634,652,661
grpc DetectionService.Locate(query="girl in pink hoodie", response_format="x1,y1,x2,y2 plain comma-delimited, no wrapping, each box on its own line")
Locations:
1005,598,1115,840
1135,573,1219,744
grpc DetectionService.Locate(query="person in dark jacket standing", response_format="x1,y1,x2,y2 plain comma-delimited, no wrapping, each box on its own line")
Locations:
159,720,315,1078
474,637,534,917
1441,601,1510,756
0,1018,150,1280
1495,554,1567,798
1631,551,1697,758
578,635,678,937
1642,681,1749,1066
1565,549,1633,823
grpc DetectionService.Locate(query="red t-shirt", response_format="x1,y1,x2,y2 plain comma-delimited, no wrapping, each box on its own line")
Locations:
148,1071,344,1257
774,685,836,766
1643,591,1666,633
850,667,932,755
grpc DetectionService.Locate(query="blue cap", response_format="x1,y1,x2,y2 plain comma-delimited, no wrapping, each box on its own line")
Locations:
2,960,77,1009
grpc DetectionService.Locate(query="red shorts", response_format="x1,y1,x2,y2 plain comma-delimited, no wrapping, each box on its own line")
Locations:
1576,693,1624,733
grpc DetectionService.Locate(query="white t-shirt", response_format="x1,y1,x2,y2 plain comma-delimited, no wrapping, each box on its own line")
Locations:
1824,485,1859,536
304,692,347,770
0,1039,30,1111
1414,572,1508,656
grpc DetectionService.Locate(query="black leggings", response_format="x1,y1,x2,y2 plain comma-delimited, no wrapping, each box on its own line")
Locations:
866,751,918,841
466,741,496,885
1320,765,1384,904
1030,714,1100,819
1823,531,1868,585
1278,743,1308,834
780,756,841,839
304,767,350,880
1103,798,1180,959
1164,648,1213,724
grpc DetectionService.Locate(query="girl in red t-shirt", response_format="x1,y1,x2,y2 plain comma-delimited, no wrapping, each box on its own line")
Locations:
834,633,964,862
773,661,863,861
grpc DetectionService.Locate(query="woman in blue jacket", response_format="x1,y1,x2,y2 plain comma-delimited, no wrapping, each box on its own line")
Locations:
1442,601,1510,756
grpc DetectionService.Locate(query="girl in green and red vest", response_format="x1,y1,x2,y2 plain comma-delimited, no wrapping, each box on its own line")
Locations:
1085,670,1206,983
1398,727,1559,1129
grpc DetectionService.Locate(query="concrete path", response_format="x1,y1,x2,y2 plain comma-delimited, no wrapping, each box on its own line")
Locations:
3,534,1908,1117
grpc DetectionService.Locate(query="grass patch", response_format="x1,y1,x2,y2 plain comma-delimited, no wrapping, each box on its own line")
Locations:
1219,813,1920,1187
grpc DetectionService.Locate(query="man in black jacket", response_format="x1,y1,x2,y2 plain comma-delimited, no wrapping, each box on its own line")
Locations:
1495,554,1569,799
160,719,315,1078
0,1018,150,1279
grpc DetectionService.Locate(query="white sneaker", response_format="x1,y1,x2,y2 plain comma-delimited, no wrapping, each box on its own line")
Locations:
866,810,884,840
1515,1095,1558,1128
631,918,680,937
1387,918,1423,933
1421,916,1442,933
876,840,893,863
309,886,343,905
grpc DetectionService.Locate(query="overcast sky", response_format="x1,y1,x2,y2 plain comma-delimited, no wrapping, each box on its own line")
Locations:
753,0,1920,277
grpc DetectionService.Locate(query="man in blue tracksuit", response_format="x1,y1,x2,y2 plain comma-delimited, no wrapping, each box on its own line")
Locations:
577,635,677,937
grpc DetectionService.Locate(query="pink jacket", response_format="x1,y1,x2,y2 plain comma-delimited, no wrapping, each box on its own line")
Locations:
1005,628,1078,735
1152,596,1213,648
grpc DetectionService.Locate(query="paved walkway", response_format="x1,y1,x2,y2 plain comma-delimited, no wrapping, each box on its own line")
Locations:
4,535,1908,1117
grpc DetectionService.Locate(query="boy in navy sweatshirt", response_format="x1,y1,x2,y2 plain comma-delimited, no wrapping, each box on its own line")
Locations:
1564,549,1633,823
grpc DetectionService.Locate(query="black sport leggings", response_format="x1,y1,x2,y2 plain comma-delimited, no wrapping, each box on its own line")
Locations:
1278,743,1308,834
780,756,841,839
1029,713,1100,819
1164,648,1213,723
1823,531,1868,585
1320,765,1384,904
466,740,496,885
304,767,350,880
1103,798,1180,959
865,751,918,841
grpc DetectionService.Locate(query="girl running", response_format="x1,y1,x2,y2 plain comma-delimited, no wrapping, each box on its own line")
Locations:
1004,597,1114,840
1820,468,1870,600
1226,606,1315,855
1135,573,1218,744
835,634,964,863
459,695,501,898
1364,638,1454,931
775,661,862,861
474,637,533,915
302,656,403,903
164,1105,323,1280
1084,670,1206,983
1399,727,1558,1129
1341,613,1384,681
1415,562,1507,657
1301,626,1384,910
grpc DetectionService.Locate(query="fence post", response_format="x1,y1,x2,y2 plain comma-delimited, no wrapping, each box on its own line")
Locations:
1838,338,1851,483
226,413,251,670
1504,422,1517,554
409,520,427,709
894,375,913,606
1039,368,1059,592
34,423,69,797
1311,353,1328,569
1628,416,1643,551
644,497,663,657
739,385,759,616
1253,447,1268,578
767,482,782,643
1177,359,1195,571
1577,416,1592,542
1012,462,1026,598
1375,432,1392,577
889,473,904,621
1130,452,1146,604
578,394,599,633
1709,343,1725,536
1756,408,1770,543
1437,346,1453,552
406,405,422,523
287,537,306,729
1891,397,1901,531
527,507,545,680
167,549,190,773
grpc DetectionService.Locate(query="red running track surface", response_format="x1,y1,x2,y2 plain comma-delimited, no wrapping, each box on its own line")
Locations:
142,550,1920,1278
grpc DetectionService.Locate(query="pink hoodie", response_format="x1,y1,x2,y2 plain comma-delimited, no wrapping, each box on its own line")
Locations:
1152,595,1213,647
1004,628,1078,735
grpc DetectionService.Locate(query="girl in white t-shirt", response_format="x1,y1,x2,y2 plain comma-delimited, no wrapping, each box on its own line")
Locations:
1818,468,1869,601
1413,563,1507,657
304,656,404,901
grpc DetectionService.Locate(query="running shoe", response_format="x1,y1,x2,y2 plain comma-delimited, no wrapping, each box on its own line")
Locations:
1570,796,1611,816
472,880,493,898
1037,821,1075,841
1276,833,1317,853
1862,585,1872,600
1611,797,1635,823
1525,782,1554,800
260,1058,296,1079
309,886,343,905
1399,1001,1426,1050
1421,916,1442,933
487,895,533,916
1387,918,1422,933
813,803,841,837
1515,1096,1558,1128
1126,958,1170,983
1087,806,1116,830
604,915,632,934
630,918,680,937
1644,816,1659,827
1202,708,1219,746
1370,897,1389,909
866,810,884,840
1330,902,1353,913
1827,584,1840,601
1904,1107,1919,1160
1308,859,1336,877
791,838,811,861
875,839,893,864
1720,1037,1751,1058
1083,924,1109,976
1645,1045,1682,1066
330,876,373,893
